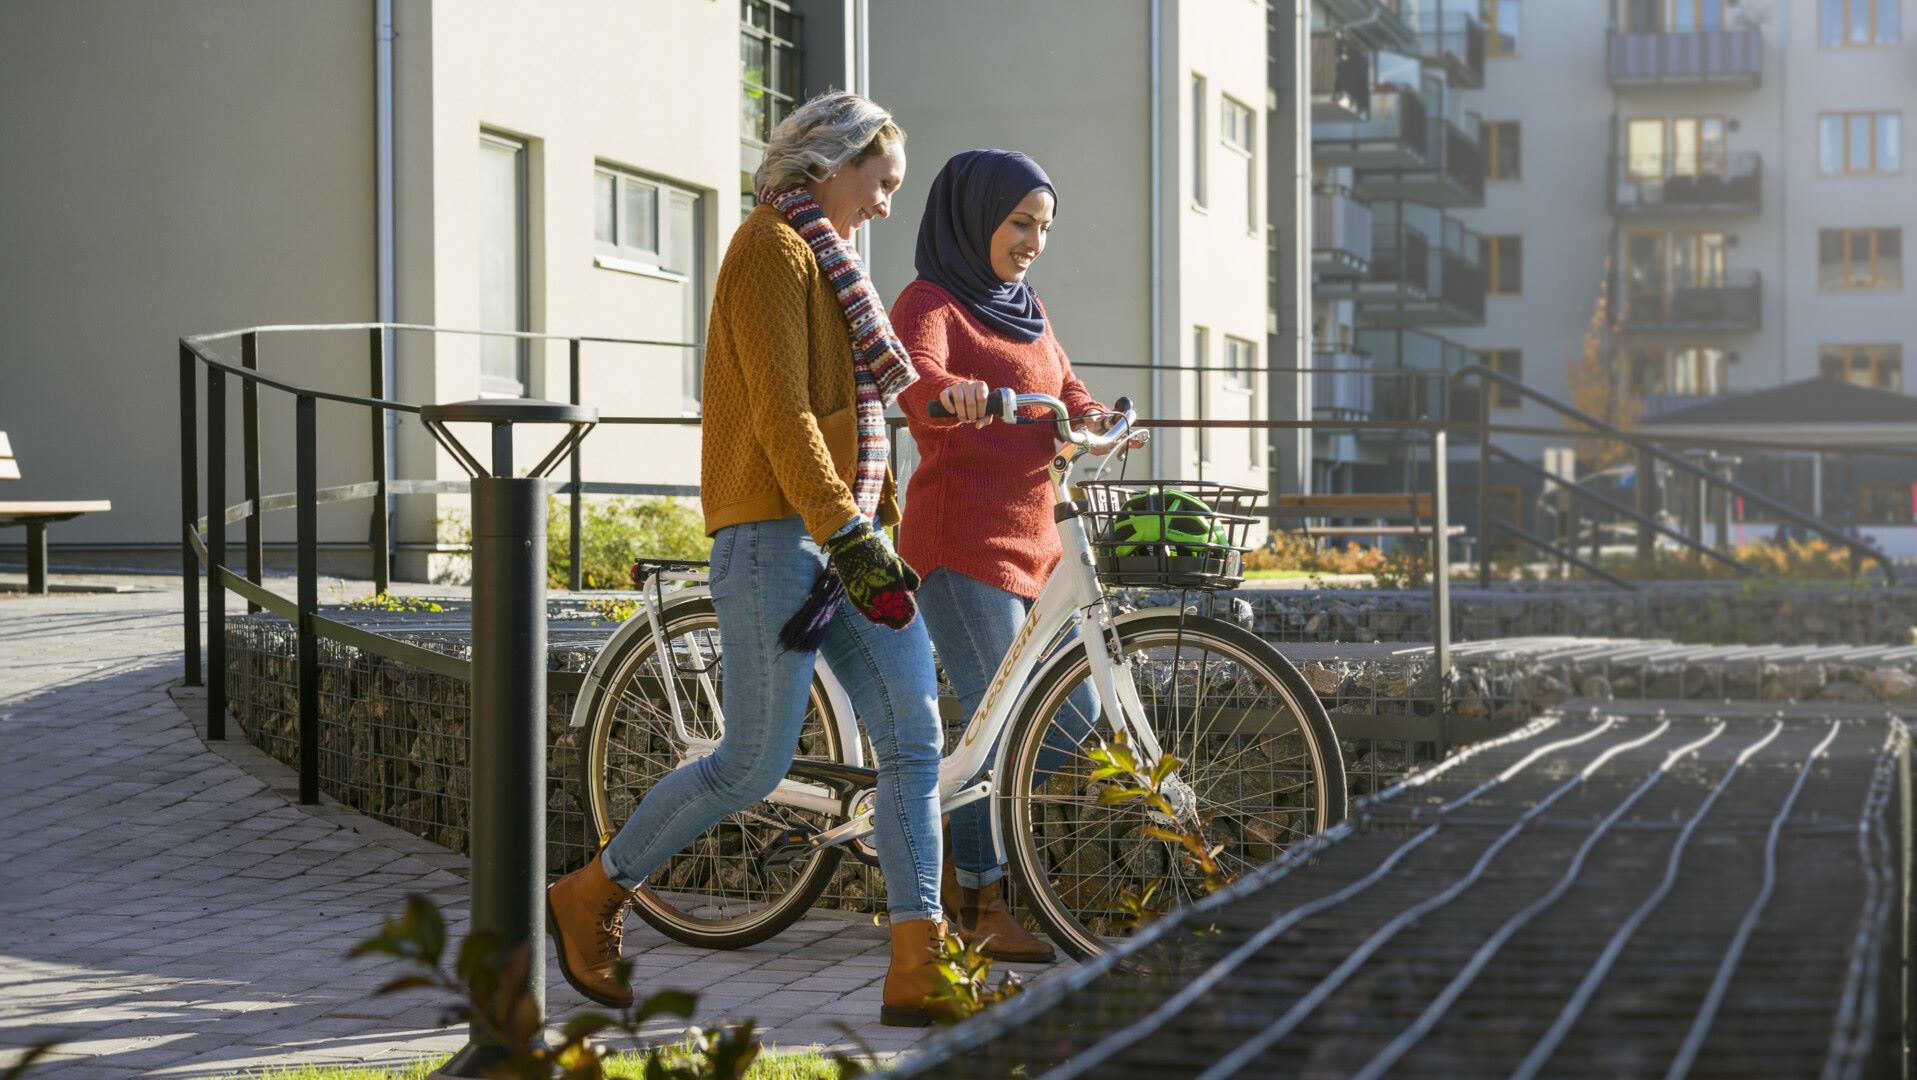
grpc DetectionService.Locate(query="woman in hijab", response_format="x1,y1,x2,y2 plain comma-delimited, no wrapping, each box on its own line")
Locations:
894,149,1128,963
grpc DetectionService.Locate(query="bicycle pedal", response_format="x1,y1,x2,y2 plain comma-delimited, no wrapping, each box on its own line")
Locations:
761,828,822,870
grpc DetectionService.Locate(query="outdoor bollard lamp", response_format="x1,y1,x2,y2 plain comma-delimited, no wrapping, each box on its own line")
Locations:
419,398,597,1075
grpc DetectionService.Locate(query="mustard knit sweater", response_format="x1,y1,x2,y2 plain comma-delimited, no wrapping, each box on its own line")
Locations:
700,203,899,542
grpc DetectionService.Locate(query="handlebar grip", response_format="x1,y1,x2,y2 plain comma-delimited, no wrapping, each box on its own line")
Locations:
1112,395,1133,415
927,393,1007,419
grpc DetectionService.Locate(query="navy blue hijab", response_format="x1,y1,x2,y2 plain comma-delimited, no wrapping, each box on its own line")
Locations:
913,149,1057,343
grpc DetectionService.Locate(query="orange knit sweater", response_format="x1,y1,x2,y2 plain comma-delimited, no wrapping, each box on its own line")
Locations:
894,280,1101,599
700,203,898,542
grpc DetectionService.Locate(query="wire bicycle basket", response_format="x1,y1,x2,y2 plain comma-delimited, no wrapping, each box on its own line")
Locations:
1079,480,1261,590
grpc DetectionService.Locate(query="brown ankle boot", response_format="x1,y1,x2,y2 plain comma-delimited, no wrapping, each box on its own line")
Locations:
961,879,1056,963
546,856,634,1008
939,846,964,925
880,918,963,1027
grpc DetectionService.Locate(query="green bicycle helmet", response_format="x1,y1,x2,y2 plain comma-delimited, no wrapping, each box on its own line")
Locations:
1108,488,1218,556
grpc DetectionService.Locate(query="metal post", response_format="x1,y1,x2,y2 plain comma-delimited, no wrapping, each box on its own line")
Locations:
1429,426,1451,741
206,369,227,741
1711,454,1734,550
568,338,583,592
1636,445,1656,564
370,328,391,594
1476,392,1491,589
296,395,319,805
24,523,47,595
179,342,202,687
242,332,263,611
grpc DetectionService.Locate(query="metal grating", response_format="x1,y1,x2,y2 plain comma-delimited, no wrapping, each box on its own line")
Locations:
894,702,1912,1080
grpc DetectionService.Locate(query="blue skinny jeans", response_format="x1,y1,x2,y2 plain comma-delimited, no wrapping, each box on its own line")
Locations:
600,515,945,924
917,568,1101,889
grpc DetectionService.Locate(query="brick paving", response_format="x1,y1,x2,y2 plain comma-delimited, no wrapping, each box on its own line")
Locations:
0,576,1058,1076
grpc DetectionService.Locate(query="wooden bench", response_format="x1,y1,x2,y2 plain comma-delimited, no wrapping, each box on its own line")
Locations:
0,432,111,594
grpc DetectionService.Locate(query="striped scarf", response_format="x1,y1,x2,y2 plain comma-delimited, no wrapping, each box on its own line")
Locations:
769,187,917,520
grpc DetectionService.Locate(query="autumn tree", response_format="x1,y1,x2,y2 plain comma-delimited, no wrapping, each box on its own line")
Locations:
1562,254,1641,470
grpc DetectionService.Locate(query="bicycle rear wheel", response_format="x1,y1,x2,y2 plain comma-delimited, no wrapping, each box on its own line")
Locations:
999,612,1346,959
583,596,851,949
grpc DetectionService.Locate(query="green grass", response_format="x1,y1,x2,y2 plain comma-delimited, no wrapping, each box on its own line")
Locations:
223,1042,844,1080
1241,568,1324,581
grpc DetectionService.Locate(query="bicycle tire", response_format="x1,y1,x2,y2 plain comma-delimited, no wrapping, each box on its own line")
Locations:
998,611,1347,960
583,595,852,949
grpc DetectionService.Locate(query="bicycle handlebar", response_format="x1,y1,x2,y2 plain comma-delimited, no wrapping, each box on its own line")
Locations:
926,391,1141,453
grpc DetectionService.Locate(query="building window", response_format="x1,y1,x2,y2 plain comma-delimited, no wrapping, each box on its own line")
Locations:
1486,121,1521,180
1820,227,1903,290
741,0,801,146
1628,346,1727,396
1224,335,1256,391
1480,350,1522,408
1221,96,1257,234
1624,0,1725,32
1858,482,1915,523
1193,325,1209,370
1820,344,1904,391
480,132,529,398
1191,74,1208,209
1626,116,1727,177
1486,236,1523,294
1821,0,1900,46
1818,112,1901,175
596,166,707,407
1484,0,1521,56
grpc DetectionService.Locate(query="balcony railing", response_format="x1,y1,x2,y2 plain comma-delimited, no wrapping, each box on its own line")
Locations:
1314,86,1429,169
1610,152,1761,215
1312,30,1372,123
1416,3,1487,88
1371,226,1432,298
1319,0,1418,52
1354,109,1484,209
1618,269,1763,332
1607,28,1762,86
1311,350,1377,420
1312,187,1373,278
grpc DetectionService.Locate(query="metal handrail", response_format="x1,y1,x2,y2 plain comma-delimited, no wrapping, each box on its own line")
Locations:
1448,362,1896,584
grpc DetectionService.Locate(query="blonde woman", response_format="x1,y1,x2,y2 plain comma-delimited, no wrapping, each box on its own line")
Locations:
547,92,955,1027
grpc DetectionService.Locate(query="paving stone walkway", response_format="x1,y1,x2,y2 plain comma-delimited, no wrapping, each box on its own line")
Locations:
0,577,1054,1077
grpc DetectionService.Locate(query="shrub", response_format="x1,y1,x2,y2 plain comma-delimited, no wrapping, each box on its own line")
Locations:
548,495,710,590
1598,537,1871,583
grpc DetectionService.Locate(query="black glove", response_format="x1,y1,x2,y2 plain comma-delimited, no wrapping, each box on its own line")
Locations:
826,521,919,629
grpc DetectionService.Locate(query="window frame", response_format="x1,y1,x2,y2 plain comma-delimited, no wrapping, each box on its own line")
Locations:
1817,111,1902,176
479,130,530,399
1820,227,1904,290
1486,235,1523,295
1480,349,1522,408
1223,334,1256,392
1485,120,1521,181
595,165,702,278
1819,343,1904,391
740,0,802,147
1191,74,1209,210
1220,94,1258,235
1857,481,1915,524
1820,0,1901,47
1483,0,1521,57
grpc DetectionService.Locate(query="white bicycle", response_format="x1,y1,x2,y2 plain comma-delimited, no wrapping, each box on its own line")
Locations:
568,393,1347,959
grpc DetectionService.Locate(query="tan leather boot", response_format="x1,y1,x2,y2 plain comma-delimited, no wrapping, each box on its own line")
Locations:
880,918,963,1027
546,856,634,1008
961,879,1056,963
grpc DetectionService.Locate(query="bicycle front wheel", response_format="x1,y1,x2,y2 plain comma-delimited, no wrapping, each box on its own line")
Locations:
999,612,1347,959
584,596,851,949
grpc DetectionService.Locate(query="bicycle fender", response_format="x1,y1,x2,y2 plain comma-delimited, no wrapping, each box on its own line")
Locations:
567,586,715,729
813,659,864,768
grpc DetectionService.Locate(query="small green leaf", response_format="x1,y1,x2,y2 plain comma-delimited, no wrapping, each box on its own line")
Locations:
374,974,442,996
635,988,699,1022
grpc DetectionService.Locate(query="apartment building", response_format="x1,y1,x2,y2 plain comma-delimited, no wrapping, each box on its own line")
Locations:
1447,0,1917,549
0,0,870,579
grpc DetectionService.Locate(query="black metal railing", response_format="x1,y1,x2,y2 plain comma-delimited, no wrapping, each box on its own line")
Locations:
1372,226,1432,296
1314,86,1429,165
1610,151,1762,215
1415,2,1487,87
1311,187,1373,276
1618,269,1762,332
1607,27,1762,86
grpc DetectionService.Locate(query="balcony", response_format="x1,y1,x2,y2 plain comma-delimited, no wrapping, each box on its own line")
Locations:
1317,220,1430,307
1312,30,1372,123
1415,2,1487,89
1311,350,1377,421
1319,0,1417,52
1355,114,1486,209
1618,269,1763,333
1312,187,1373,279
1607,28,1762,87
1610,152,1762,216
1343,215,1484,329
1314,87,1429,170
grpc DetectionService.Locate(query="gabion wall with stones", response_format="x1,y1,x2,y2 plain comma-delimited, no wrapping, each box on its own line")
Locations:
221,608,1443,914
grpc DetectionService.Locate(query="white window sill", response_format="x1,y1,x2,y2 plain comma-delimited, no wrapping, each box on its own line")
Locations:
1221,383,1256,396
594,253,689,282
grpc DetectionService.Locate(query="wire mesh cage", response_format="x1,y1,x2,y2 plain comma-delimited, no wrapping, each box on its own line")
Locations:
1079,480,1262,590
